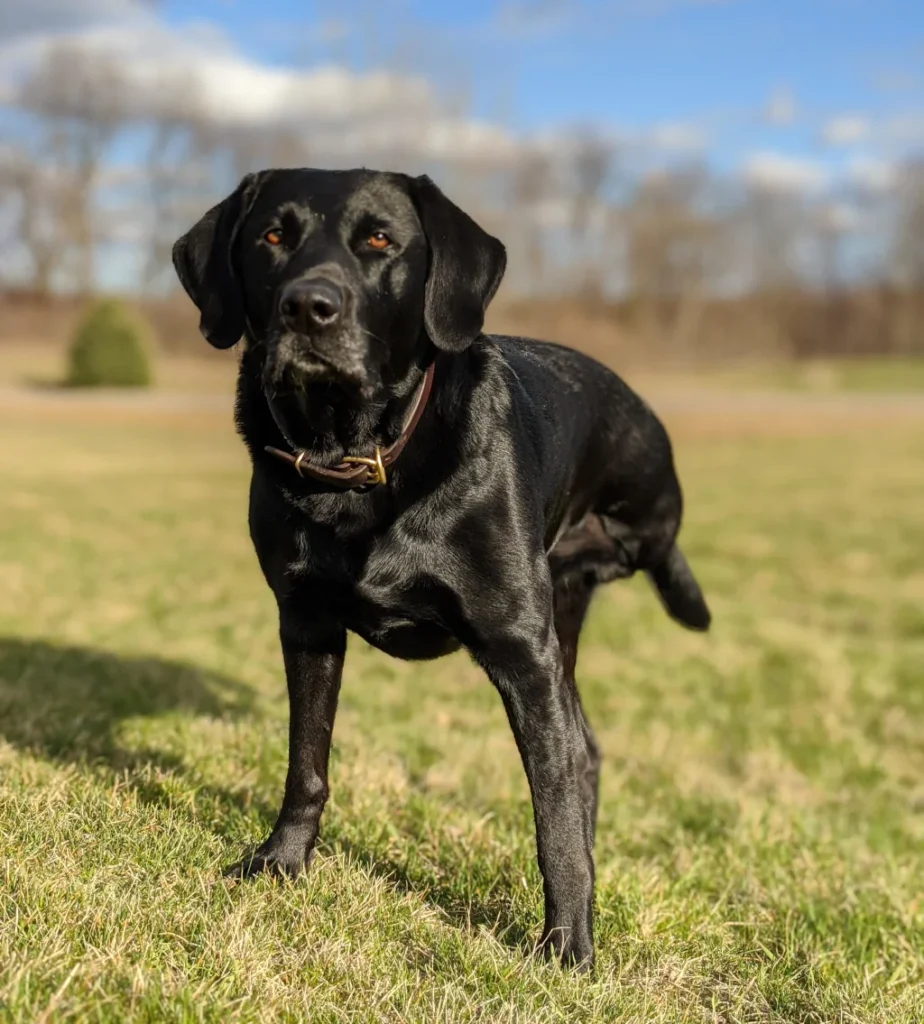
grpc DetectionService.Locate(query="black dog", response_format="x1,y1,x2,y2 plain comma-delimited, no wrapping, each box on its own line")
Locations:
173,168,710,970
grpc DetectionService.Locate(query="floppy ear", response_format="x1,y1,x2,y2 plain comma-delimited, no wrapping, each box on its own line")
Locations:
172,172,267,349
411,175,507,352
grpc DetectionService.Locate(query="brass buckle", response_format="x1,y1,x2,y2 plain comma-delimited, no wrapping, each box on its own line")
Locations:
342,446,387,486
293,450,310,478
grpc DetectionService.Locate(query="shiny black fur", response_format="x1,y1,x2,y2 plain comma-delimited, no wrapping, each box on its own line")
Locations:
173,168,711,971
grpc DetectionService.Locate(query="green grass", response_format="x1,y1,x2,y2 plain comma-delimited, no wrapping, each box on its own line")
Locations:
711,357,924,393
1,401,923,1022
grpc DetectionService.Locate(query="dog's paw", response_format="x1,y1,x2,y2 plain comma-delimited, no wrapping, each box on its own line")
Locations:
538,926,595,973
223,831,314,881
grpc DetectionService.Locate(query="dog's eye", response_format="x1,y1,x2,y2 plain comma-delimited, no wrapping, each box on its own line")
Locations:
367,231,391,250
264,228,283,246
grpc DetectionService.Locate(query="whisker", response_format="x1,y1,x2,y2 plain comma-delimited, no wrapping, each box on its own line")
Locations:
357,326,389,348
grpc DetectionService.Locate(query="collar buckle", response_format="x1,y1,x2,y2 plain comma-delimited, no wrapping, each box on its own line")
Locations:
341,447,387,486
265,362,435,490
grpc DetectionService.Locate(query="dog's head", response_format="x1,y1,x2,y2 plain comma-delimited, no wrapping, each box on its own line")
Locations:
172,169,506,397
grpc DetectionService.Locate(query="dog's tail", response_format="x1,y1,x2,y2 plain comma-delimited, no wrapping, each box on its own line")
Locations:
647,545,711,632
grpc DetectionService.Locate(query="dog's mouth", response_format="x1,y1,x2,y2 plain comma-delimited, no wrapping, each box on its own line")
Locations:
263,331,373,397
261,331,382,451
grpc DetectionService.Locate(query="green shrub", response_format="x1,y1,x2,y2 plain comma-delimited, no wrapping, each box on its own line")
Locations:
66,300,153,388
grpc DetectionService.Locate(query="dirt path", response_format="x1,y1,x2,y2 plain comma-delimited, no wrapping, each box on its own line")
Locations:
3,385,924,447
0,387,232,414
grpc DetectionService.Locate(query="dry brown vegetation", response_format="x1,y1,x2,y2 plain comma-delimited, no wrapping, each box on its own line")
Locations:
4,285,924,376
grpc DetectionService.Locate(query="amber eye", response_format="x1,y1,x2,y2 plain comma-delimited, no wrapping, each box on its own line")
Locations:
367,231,391,250
264,228,283,246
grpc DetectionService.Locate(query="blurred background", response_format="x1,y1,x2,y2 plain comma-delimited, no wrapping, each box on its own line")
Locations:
1,0,923,378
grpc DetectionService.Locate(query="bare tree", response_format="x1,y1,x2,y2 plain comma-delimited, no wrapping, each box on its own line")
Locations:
139,118,217,293
510,148,556,294
568,133,611,298
889,160,924,353
0,150,66,296
729,183,808,355
736,184,804,295
892,160,924,289
17,42,129,294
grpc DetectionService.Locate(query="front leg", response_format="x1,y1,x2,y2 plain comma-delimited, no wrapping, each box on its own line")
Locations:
226,612,345,878
468,578,597,971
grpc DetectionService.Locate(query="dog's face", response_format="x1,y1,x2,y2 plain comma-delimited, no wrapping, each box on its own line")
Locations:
173,169,507,398
238,169,429,394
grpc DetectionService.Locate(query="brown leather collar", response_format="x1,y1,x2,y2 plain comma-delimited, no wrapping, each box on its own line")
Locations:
264,362,435,489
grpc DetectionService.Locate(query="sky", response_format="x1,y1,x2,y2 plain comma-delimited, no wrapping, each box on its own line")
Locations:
148,0,924,185
2,0,922,186
0,0,922,289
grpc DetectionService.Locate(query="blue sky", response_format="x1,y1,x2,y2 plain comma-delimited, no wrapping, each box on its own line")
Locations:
156,0,924,176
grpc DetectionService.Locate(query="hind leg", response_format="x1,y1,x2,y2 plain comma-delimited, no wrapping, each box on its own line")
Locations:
549,561,602,848
550,511,656,845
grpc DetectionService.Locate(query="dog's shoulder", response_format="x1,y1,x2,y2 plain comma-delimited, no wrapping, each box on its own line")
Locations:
478,333,652,419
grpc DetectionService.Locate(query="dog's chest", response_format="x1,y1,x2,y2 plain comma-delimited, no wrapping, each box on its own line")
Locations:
292,526,462,662
356,537,462,659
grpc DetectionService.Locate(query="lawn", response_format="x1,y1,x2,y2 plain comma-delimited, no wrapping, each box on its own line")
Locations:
1,388,923,1022
706,357,924,394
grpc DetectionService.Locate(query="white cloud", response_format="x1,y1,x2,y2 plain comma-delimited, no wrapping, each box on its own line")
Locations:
880,112,924,147
742,152,828,192
819,202,860,232
846,156,896,192
0,14,527,166
647,120,708,152
822,115,869,146
817,111,924,156
765,87,796,126
416,119,518,163
3,24,435,125
0,0,149,40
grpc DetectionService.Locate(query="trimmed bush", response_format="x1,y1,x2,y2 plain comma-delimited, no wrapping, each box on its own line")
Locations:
66,300,153,388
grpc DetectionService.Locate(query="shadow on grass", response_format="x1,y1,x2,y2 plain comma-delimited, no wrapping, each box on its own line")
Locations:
0,635,533,953
0,635,271,837
0,636,256,760
19,375,62,390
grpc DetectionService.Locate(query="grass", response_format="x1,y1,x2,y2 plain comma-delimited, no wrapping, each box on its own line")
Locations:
1,387,923,1022
706,357,924,394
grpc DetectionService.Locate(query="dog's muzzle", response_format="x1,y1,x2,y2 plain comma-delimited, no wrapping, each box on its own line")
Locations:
266,275,369,388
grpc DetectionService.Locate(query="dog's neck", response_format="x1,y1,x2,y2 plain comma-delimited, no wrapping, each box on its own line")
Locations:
243,347,432,469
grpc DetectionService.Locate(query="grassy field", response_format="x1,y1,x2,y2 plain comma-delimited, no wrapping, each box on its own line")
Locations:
706,357,924,394
1,382,923,1022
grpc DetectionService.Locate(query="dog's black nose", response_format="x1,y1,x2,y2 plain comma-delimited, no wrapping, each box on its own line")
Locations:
279,279,343,331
